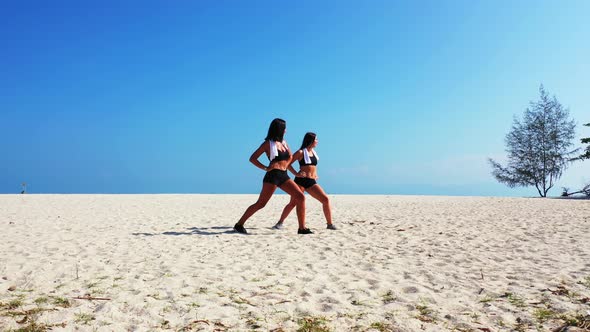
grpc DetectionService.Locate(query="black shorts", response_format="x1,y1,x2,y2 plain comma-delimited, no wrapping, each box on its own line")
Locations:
263,169,290,186
294,177,317,189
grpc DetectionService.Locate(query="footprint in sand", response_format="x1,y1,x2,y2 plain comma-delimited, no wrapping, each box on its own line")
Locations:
313,287,325,295
366,278,380,290
402,286,419,294
328,274,340,283
320,296,341,304
320,303,333,312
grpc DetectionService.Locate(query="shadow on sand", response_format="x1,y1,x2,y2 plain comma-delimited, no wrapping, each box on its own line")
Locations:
132,226,235,236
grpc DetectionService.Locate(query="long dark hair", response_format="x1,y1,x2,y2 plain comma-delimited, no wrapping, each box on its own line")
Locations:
265,118,286,142
299,132,316,150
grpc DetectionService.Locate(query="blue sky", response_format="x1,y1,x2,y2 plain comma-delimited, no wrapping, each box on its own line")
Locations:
2,1,588,196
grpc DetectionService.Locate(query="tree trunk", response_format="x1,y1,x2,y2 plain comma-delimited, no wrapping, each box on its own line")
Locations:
535,183,544,197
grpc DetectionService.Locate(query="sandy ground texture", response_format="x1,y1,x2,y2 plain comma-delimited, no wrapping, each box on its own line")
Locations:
1,194,590,331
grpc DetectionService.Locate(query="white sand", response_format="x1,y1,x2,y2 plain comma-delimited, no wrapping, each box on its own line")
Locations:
1,194,589,331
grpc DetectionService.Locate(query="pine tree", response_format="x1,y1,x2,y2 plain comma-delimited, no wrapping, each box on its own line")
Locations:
489,85,578,197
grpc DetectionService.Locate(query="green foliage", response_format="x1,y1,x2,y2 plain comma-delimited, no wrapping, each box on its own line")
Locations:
12,322,49,332
7,299,24,309
382,290,396,304
370,321,397,331
33,297,49,305
489,85,578,197
558,312,590,328
506,293,526,308
479,295,495,303
52,297,70,308
296,316,331,332
533,308,556,323
351,299,368,306
415,302,437,323
74,312,95,324
579,123,590,160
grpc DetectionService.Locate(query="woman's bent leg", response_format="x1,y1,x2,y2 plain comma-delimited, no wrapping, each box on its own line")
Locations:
277,185,304,224
279,180,306,230
307,184,333,226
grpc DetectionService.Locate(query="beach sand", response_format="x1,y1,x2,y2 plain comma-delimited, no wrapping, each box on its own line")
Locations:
1,194,589,331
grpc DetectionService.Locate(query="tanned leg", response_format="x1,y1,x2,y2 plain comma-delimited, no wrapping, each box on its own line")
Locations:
237,182,277,226
279,180,306,230
277,185,304,223
306,184,332,225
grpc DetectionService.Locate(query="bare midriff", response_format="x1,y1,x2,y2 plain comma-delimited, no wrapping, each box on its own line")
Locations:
299,165,318,179
267,160,290,171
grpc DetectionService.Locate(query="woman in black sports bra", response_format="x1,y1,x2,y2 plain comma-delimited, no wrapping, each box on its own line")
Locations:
234,118,313,235
272,132,336,230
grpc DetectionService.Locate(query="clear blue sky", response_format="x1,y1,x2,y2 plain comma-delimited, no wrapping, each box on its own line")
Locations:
2,1,588,196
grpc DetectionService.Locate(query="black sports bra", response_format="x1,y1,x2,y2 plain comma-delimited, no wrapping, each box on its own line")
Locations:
271,148,290,162
298,151,318,166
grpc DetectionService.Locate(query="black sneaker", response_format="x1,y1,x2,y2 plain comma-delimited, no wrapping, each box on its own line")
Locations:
327,224,337,230
234,223,248,234
297,228,313,234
